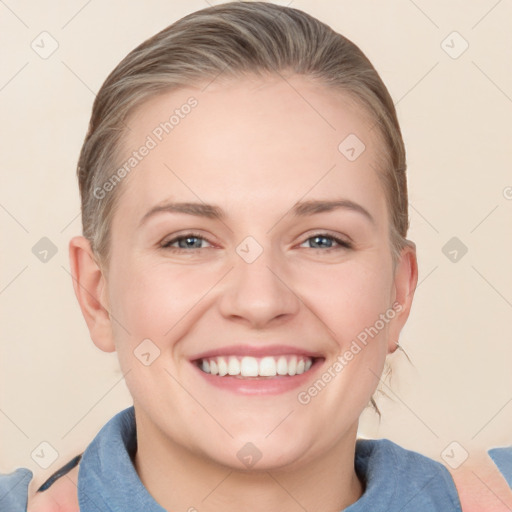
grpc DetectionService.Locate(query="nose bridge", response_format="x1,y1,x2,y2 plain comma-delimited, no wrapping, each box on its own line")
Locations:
218,234,300,326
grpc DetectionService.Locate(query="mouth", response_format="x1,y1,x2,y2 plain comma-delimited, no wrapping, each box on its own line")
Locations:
189,345,325,395
194,355,321,378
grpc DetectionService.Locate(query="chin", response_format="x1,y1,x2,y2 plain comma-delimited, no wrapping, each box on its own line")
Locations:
201,436,313,473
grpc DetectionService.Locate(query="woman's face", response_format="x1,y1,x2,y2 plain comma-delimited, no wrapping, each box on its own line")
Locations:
96,74,416,470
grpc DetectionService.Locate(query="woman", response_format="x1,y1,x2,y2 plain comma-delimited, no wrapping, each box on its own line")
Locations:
0,2,476,510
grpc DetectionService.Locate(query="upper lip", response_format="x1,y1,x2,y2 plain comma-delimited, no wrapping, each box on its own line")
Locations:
190,344,324,361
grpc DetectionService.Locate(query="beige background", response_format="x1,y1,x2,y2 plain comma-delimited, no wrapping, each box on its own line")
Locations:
1,0,511,488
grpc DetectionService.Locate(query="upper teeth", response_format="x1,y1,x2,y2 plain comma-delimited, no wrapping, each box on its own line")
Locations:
200,356,313,377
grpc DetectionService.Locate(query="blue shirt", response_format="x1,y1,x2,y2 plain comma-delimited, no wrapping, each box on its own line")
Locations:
0,405,462,511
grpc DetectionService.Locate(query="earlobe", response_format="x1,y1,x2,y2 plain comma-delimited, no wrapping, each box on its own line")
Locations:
68,236,116,353
387,241,419,354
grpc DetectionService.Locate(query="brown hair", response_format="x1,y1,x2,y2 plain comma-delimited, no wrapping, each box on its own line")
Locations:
77,1,411,267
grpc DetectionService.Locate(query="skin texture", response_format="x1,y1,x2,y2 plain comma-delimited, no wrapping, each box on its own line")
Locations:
66,74,418,511
449,453,512,512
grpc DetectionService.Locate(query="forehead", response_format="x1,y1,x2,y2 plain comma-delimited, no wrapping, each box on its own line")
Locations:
115,74,387,226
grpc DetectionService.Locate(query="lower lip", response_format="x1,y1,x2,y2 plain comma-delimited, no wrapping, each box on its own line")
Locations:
191,359,324,395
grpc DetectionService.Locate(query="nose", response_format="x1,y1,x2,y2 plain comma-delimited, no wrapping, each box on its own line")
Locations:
217,241,301,329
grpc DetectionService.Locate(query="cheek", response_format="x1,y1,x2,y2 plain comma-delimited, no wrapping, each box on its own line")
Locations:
109,261,216,342
293,259,394,342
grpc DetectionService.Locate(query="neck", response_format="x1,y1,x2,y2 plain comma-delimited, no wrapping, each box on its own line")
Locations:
133,410,363,512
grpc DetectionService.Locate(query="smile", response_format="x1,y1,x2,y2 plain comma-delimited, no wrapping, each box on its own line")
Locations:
198,355,314,378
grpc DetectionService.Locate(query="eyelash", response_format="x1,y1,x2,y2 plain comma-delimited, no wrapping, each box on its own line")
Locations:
161,232,353,252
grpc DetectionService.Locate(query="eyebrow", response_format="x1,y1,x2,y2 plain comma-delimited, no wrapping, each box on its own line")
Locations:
292,199,375,224
139,199,375,226
139,202,224,226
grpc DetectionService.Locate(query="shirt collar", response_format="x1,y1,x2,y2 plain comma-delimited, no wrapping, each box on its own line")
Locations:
77,406,458,511
78,406,166,512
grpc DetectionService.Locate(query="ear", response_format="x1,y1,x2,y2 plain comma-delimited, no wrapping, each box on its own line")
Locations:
387,241,418,354
68,236,115,353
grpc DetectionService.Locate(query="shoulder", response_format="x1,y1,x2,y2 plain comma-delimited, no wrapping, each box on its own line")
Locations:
447,448,512,512
355,438,462,511
0,467,33,511
26,456,81,512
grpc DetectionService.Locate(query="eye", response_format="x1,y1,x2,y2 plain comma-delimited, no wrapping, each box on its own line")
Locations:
300,233,352,250
160,232,352,252
161,233,213,251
